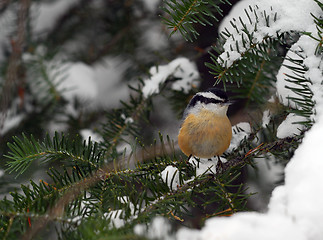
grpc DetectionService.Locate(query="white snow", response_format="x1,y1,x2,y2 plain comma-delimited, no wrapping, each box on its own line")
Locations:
276,113,306,139
0,0,321,238
142,57,200,98
57,58,129,108
31,0,81,35
178,126,323,239
226,122,251,152
79,129,103,143
140,23,169,51
92,56,130,108
269,110,323,239
276,31,323,138
275,50,304,109
105,196,138,229
23,51,130,134
218,0,323,139
60,62,97,102
177,212,306,240
23,47,98,110
134,216,173,240
262,109,271,127
106,209,125,228
0,114,25,136
189,157,219,176
160,165,180,190
246,153,284,211
142,0,160,12
218,0,321,68
116,142,132,165
121,114,134,124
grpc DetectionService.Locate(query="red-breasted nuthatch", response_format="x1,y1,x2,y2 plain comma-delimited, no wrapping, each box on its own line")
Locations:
178,88,232,159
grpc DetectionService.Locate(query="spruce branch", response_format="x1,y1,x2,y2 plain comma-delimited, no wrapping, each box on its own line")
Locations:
305,2,323,54
101,87,150,158
278,0,323,127
5,132,104,177
21,169,104,240
205,5,285,89
1,120,305,239
1,1,321,239
2,131,256,239
281,50,316,127
2,133,173,238
137,167,247,224
25,52,67,105
218,129,305,175
207,33,283,87
245,57,267,104
162,0,230,41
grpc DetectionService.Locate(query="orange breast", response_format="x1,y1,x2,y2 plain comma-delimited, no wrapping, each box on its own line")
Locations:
178,110,232,158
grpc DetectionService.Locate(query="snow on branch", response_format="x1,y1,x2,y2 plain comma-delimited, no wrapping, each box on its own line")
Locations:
141,57,200,98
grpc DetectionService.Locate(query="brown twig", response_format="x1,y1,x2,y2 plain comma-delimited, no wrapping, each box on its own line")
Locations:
216,134,303,175
0,0,30,131
21,141,176,239
22,163,114,240
0,0,11,11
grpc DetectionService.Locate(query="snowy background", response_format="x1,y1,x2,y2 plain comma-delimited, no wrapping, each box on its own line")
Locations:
0,0,322,239
0,0,185,199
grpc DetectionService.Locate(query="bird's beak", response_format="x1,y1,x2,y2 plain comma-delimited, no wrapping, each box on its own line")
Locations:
222,100,235,106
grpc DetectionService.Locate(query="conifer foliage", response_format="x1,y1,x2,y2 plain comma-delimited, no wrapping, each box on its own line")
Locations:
0,0,322,239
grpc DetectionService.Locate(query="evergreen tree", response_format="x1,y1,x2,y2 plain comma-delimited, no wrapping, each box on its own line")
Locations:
0,0,322,239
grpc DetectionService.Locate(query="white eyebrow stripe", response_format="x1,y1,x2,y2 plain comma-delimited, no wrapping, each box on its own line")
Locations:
196,92,223,101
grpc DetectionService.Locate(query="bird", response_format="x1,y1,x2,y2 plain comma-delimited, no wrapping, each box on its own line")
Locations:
178,88,232,160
